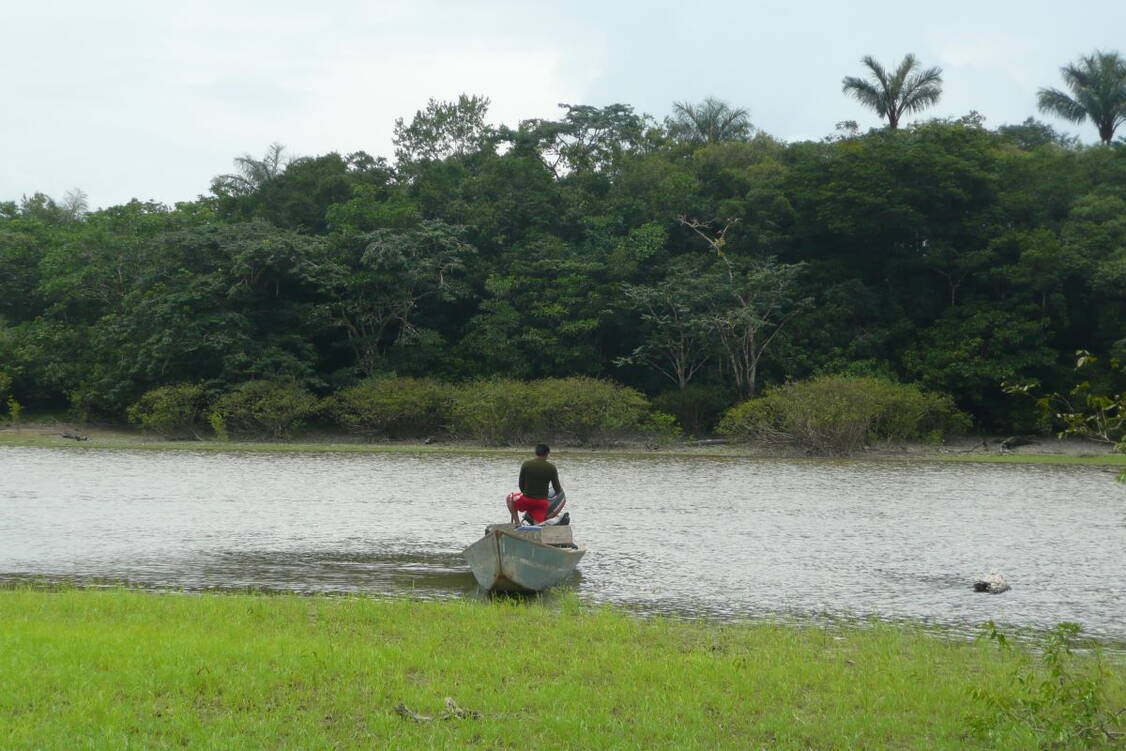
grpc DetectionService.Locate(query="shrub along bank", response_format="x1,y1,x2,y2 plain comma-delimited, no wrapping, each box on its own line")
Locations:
125,374,979,452
2,588,1123,749
128,376,675,446
718,375,971,455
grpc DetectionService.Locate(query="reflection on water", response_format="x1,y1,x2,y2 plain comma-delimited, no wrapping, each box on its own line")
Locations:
1,447,1123,639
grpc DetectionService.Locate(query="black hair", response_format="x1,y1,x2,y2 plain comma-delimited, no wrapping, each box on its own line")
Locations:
534,443,550,456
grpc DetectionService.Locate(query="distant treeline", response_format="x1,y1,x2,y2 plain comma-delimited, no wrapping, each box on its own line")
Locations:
1,96,1124,434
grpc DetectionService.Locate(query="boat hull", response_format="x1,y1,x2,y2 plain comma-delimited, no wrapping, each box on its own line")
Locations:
463,528,585,593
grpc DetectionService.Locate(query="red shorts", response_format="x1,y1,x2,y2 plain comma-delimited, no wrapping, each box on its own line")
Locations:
508,492,549,523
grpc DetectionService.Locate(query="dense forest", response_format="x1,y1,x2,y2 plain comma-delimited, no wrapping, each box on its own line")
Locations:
2,58,1125,436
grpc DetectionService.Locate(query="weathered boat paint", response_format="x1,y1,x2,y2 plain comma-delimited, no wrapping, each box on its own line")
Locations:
463,525,585,593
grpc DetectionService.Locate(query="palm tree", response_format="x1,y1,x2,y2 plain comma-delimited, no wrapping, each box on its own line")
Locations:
211,143,290,198
667,97,753,144
841,54,943,130
1038,50,1126,145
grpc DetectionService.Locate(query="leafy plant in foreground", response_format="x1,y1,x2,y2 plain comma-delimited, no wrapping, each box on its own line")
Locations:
968,621,1124,748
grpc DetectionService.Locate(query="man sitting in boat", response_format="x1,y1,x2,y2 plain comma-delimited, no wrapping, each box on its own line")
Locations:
507,444,565,526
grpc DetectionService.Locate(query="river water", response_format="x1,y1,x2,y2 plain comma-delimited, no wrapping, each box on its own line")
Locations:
1,447,1124,640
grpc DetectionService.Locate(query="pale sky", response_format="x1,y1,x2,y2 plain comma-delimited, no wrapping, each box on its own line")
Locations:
4,0,1124,209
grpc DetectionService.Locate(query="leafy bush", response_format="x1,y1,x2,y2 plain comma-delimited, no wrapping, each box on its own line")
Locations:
330,377,452,439
718,375,968,455
640,410,682,443
528,378,653,444
127,384,207,439
449,377,661,446
968,621,1124,748
0,371,11,404
652,385,732,436
211,380,319,439
449,380,537,445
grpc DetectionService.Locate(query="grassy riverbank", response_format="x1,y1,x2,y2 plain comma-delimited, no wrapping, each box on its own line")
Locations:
2,589,1124,749
2,423,1124,469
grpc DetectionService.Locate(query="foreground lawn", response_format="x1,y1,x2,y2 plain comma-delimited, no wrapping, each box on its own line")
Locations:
2,590,1123,749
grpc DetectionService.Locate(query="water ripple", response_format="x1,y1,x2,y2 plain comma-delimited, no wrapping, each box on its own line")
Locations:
1,447,1123,639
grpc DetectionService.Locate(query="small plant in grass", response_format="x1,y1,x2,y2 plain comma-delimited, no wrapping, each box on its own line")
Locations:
208,410,229,442
7,396,22,430
969,620,1125,748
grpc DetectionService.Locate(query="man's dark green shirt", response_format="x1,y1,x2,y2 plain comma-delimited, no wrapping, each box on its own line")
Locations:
519,457,561,498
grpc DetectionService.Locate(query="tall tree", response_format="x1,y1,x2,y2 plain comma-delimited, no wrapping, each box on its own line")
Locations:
615,257,716,390
328,220,475,376
667,98,753,144
841,54,943,130
1038,50,1126,145
681,218,807,398
211,143,290,198
393,95,494,166
516,103,650,177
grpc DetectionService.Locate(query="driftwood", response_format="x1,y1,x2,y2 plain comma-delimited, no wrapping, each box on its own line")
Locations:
1000,435,1038,451
395,697,481,722
394,704,433,722
945,439,990,454
59,431,88,441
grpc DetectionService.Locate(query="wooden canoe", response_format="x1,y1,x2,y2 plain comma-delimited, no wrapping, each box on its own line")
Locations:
462,524,585,593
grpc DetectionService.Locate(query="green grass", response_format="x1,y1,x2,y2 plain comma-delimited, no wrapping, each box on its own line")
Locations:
926,452,1126,468
2,589,1123,749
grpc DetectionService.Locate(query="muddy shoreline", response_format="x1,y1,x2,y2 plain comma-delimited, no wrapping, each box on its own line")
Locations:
1,421,1121,466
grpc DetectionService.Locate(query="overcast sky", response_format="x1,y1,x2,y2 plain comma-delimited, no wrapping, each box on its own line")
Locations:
5,0,1124,209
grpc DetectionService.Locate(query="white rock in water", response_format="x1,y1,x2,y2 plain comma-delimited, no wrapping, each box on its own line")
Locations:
973,572,1010,594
